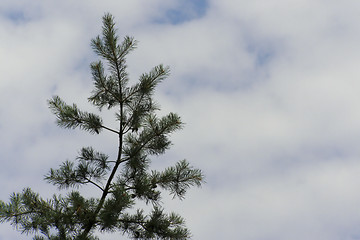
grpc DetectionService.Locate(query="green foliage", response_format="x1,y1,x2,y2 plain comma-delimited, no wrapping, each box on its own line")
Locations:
152,160,203,200
119,207,190,239
48,96,103,134
0,13,204,240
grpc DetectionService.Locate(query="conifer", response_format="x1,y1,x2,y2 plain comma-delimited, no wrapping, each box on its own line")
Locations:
0,13,204,240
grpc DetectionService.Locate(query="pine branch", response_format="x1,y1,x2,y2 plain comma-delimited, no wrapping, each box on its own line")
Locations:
122,113,184,163
44,158,108,190
119,207,191,239
138,64,170,95
121,64,169,133
77,147,110,170
48,96,103,134
152,160,204,199
88,61,121,110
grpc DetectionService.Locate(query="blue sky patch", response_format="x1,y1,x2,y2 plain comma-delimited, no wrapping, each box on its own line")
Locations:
2,6,42,25
3,10,28,24
155,0,208,25
246,42,276,68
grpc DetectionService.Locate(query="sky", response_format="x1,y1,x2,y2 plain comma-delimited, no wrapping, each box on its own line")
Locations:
2,0,360,239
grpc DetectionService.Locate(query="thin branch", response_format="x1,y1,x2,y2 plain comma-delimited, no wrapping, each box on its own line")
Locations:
85,178,104,192
106,160,117,164
100,125,120,134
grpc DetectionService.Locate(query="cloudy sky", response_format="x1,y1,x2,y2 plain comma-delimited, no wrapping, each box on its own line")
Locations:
2,0,360,239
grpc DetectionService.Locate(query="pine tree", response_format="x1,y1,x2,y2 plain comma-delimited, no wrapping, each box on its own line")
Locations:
0,13,204,240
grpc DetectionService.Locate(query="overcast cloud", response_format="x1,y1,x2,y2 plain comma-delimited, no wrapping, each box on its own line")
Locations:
1,0,360,239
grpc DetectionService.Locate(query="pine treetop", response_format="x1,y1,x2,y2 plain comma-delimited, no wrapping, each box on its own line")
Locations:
0,13,204,240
